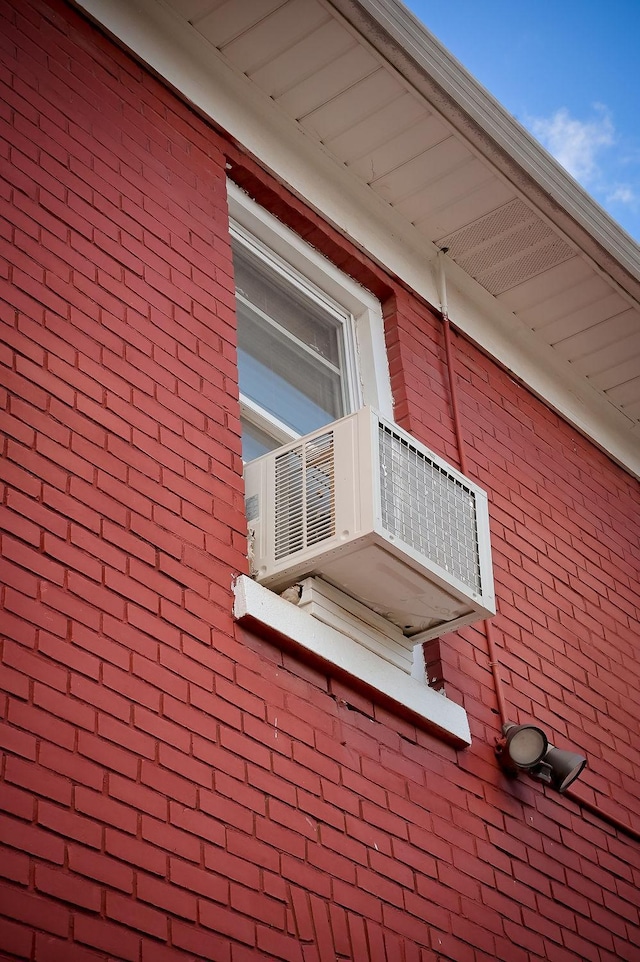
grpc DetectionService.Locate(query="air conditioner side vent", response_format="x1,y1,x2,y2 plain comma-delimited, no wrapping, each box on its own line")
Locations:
378,423,482,594
274,429,335,560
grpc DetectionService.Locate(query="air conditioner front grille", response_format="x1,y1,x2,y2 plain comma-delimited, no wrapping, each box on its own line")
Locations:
378,424,482,593
274,431,335,560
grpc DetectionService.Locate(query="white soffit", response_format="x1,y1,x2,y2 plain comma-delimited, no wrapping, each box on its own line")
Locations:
73,0,640,478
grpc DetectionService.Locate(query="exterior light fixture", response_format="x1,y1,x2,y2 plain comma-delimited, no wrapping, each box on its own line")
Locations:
529,746,588,793
495,723,587,794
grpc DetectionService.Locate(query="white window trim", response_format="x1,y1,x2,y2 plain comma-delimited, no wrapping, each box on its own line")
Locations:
234,575,471,747
227,180,394,426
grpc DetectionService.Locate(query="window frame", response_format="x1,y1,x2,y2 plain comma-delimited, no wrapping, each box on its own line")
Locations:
227,180,393,457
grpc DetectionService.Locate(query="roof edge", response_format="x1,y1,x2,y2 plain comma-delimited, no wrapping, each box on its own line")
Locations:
328,0,640,300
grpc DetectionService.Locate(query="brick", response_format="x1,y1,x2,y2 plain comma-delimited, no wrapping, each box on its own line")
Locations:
39,581,100,630
134,706,190,752
37,798,103,849
0,721,36,760
34,861,101,911
306,841,356,886
5,586,68,637
37,631,101,681
74,915,140,962
106,890,168,939
171,919,232,962
168,801,225,846
105,566,159,613
199,900,256,946
70,675,131,724
140,759,197,807
0,843,30,885
0,881,69,937
219,726,271,771
3,640,68,692
140,813,200,862
0,451,42,497
0,916,33,959
0,505,41,548
75,784,137,834
2,398,35,448
199,782,253,835
68,570,127,621
43,483,102,533
42,531,102,581
248,764,297,808
0,604,39,651
69,524,126,573
102,663,161,712
0,812,64,864
35,431,93,482
169,856,229,904
124,604,181,651
0,555,39,598
132,652,189,700
37,739,104,792
93,722,150,776
256,925,303,962
136,871,198,920
158,598,211,643
67,843,134,893
72,622,130,671
105,828,166,876
34,934,114,962
5,755,72,806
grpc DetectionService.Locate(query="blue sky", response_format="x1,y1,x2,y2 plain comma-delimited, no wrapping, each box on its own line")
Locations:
404,1,640,243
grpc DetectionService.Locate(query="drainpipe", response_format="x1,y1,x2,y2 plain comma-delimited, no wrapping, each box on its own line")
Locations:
437,250,509,727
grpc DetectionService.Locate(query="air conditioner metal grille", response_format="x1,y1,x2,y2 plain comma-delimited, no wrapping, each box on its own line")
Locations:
378,424,481,593
245,407,494,641
274,430,335,560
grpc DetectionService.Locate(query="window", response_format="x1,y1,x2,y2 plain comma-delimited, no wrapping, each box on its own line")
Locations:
227,182,393,460
228,182,470,745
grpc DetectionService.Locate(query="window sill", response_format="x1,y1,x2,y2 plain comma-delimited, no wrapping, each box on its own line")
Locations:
233,575,471,747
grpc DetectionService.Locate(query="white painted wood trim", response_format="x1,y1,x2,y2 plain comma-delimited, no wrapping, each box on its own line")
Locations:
228,182,394,422
233,575,471,746
73,0,640,478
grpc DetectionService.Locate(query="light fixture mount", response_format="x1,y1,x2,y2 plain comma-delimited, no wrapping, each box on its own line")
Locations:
495,722,587,794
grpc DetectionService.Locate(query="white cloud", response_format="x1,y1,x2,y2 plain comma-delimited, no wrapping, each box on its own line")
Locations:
606,184,637,207
529,105,614,185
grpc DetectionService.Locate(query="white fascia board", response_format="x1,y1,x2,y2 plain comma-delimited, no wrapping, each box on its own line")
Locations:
73,0,640,478
234,576,471,746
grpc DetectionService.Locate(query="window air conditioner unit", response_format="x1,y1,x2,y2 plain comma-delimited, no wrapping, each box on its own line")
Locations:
244,408,495,641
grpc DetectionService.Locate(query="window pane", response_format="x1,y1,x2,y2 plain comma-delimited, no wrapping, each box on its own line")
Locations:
237,301,343,437
233,237,348,448
241,418,282,462
234,243,340,365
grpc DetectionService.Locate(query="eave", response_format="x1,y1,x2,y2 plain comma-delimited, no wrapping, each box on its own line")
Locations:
73,0,640,479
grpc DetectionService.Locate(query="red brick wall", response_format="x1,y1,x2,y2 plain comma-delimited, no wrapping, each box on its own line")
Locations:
1,1,639,960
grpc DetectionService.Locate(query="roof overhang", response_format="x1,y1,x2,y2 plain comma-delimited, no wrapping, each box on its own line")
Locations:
73,0,640,479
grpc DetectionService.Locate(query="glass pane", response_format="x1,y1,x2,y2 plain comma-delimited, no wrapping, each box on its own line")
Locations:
241,418,282,462
233,236,349,453
237,302,343,437
234,243,341,365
